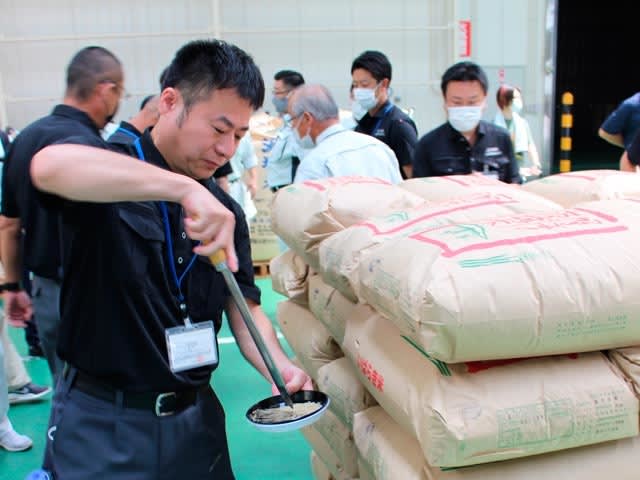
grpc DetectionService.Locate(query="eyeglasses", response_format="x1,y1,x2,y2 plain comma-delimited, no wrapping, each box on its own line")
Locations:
100,80,131,100
272,89,291,97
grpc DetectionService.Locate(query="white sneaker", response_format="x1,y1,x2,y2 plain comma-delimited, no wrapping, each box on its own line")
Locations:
0,418,33,452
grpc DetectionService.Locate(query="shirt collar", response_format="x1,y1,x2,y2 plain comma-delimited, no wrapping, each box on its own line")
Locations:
316,123,346,144
118,121,142,137
52,104,102,135
138,128,171,171
372,100,392,118
446,120,487,141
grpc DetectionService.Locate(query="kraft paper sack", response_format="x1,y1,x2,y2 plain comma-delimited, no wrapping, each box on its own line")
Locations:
609,346,640,397
425,436,640,480
316,357,378,430
401,175,560,208
270,176,424,270
353,407,428,480
357,199,640,362
521,169,640,207
341,304,639,468
276,300,343,379
269,250,312,305
319,190,561,301
302,408,359,478
308,275,358,343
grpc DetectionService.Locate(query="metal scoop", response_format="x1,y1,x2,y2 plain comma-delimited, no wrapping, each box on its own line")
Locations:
210,250,295,409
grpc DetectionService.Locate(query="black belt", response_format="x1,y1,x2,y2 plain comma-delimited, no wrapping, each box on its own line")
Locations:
270,184,288,193
72,371,206,417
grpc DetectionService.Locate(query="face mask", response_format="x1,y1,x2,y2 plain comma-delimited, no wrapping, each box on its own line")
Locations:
272,96,288,114
512,98,523,114
292,124,314,149
353,87,378,112
351,100,368,121
447,106,483,133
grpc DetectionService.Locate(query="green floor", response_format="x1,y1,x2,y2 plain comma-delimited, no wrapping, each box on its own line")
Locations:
0,278,313,480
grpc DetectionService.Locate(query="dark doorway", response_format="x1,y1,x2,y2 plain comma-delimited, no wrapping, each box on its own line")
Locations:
554,1,636,171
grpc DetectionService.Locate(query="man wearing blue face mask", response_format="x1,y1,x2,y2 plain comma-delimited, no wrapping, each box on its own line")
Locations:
351,50,417,179
264,69,307,193
412,61,520,184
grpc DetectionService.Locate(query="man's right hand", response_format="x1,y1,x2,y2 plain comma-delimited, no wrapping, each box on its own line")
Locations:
181,185,238,272
3,290,33,328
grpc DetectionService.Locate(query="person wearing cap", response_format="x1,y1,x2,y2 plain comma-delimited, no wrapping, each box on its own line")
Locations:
412,61,520,184
351,50,418,179
23,39,311,479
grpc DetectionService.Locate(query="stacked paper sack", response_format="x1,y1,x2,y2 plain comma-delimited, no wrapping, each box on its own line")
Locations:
269,172,640,480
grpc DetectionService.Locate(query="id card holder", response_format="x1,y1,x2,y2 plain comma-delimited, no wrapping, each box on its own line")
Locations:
165,321,219,373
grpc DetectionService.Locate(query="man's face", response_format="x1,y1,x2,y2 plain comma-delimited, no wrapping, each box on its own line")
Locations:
163,88,253,180
272,79,291,100
444,80,486,109
99,73,126,127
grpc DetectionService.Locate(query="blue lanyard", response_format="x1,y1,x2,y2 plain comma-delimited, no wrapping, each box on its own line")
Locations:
371,103,394,135
116,126,139,140
133,138,198,318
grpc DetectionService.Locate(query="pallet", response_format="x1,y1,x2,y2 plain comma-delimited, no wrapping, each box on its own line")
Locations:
253,261,271,278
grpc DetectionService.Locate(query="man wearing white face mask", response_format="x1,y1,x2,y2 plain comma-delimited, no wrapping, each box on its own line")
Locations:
289,84,402,184
412,61,520,184
264,69,307,193
351,50,417,179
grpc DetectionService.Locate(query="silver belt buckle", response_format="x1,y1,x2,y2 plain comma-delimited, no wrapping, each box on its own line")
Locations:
155,392,177,417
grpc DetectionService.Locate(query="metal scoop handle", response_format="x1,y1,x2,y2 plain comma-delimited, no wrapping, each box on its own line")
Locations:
210,250,294,409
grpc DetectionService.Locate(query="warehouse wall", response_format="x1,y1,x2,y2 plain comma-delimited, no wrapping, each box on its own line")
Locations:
0,0,549,166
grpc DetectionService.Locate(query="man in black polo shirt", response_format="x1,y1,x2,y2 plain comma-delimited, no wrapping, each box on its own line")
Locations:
351,50,418,179
106,94,160,149
1,46,125,383
27,39,311,479
412,61,520,184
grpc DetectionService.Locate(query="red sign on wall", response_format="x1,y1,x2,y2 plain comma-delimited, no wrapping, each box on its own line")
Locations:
459,20,472,57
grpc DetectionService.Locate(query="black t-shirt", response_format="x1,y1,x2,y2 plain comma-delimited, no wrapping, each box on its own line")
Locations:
1,104,107,279
106,120,142,150
34,130,260,391
412,121,521,184
355,101,417,178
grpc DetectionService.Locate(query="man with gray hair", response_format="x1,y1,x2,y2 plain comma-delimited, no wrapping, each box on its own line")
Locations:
288,84,402,184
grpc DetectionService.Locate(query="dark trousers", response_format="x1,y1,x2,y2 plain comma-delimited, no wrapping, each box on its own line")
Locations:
31,275,63,382
43,368,235,480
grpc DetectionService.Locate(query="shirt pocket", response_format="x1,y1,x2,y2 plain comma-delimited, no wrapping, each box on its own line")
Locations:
117,202,165,282
186,256,226,332
433,156,468,175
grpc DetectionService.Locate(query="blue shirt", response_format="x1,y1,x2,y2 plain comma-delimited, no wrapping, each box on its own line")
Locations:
600,92,640,149
293,123,402,184
265,125,307,188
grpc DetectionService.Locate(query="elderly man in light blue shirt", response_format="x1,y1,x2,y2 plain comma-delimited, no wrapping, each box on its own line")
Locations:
288,84,402,184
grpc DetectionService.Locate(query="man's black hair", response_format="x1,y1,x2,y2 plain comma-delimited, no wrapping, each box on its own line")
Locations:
351,50,392,83
161,39,265,114
139,95,154,111
273,70,305,89
66,46,122,101
440,61,489,96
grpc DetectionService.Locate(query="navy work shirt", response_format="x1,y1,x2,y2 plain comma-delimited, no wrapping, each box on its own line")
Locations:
1,105,107,280
355,101,418,179
28,130,261,391
412,121,521,184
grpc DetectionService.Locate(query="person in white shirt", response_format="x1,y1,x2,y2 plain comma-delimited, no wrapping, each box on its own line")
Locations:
227,131,258,222
288,84,402,184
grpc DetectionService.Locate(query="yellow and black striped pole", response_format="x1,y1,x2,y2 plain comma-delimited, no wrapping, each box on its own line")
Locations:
559,92,574,173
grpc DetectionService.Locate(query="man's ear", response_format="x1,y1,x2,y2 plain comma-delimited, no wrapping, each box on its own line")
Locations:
158,87,180,114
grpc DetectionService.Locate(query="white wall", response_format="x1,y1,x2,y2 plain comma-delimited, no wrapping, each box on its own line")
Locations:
0,0,549,167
